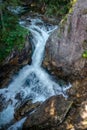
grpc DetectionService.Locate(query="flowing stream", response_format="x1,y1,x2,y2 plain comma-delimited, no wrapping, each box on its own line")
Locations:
0,17,71,129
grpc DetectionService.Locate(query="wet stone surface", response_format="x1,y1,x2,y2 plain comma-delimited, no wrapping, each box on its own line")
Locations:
14,100,41,121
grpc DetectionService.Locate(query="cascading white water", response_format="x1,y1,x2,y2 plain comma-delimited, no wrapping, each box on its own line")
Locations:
0,17,71,129
30,25,49,67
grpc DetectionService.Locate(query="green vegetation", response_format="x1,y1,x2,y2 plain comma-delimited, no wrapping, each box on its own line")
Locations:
82,40,87,58
0,0,77,62
28,0,77,18
82,51,87,58
0,0,29,62
57,0,77,39
47,1,71,17
39,0,72,17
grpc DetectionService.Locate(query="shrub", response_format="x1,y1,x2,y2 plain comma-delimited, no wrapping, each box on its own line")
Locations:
0,12,29,62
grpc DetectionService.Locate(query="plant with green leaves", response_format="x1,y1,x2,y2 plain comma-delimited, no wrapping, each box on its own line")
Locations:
82,51,87,58
38,0,71,17
0,0,29,62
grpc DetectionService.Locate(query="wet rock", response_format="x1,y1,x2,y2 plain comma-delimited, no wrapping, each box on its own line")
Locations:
0,94,12,112
43,0,87,81
14,100,41,121
23,95,73,129
15,92,25,102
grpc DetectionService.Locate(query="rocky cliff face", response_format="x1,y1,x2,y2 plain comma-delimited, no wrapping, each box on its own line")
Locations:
43,0,87,81
0,35,32,88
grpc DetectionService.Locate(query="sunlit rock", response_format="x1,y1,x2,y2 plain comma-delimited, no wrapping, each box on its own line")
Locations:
23,95,73,129
43,0,87,81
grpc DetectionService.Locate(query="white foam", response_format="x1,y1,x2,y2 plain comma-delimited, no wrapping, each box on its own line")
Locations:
0,18,71,128
7,117,26,130
0,105,14,126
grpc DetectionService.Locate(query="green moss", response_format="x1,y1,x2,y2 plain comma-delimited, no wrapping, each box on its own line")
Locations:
57,14,68,37
57,0,77,38
82,51,87,58
82,40,87,58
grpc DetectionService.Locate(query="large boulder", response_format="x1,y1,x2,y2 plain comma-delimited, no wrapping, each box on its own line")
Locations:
23,95,73,130
43,0,87,81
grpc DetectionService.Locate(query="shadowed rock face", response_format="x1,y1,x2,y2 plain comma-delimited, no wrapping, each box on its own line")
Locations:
0,35,32,88
58,77,87,130
43,0,87,81
23,95,73,130
14,100,41,121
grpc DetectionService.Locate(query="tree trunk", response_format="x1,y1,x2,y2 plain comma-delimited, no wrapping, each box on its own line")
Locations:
0,0,5,31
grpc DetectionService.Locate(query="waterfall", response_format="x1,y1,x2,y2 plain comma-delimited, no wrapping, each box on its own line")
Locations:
0,17,71,129
30,25,49,67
